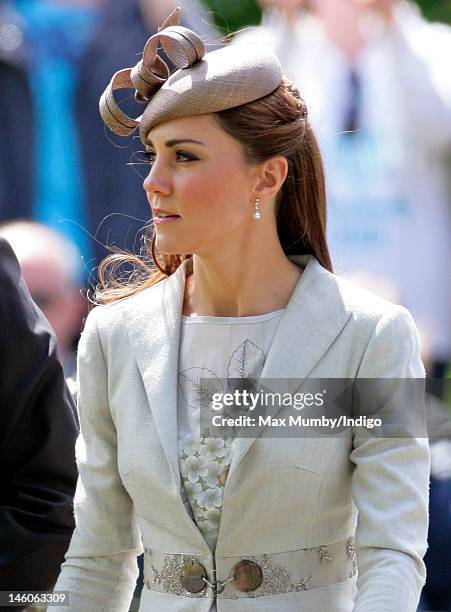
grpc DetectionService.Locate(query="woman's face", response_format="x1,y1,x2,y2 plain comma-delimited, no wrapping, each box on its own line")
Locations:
143,114,261,256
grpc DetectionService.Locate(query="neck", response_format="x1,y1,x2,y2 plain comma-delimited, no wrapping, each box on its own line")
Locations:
316,2,365,64
182,226,302,317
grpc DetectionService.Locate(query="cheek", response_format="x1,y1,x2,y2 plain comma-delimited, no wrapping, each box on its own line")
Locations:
178,163,249,222
155,160,252,254
179,176,217,215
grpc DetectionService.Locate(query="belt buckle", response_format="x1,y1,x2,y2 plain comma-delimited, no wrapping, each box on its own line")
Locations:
213,579,227,595
203,568,235,595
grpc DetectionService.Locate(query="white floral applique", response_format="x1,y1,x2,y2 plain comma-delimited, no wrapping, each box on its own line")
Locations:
202,437,226,460
178,339,266,545
181,454,209,483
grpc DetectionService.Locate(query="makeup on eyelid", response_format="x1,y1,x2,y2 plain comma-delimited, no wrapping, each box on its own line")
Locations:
144,150,199,166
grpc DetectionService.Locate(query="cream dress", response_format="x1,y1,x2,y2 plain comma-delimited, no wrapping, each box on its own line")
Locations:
177,309,285,553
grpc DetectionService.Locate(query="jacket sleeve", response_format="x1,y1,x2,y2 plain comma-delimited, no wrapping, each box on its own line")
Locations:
50,308,142,612
351,306,430,612
0,238,78,596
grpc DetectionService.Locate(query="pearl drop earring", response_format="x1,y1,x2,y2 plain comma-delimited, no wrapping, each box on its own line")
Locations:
253,197,261,220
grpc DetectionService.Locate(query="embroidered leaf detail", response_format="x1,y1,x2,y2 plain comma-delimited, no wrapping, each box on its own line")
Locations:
179,367,223,409
227,339,265,379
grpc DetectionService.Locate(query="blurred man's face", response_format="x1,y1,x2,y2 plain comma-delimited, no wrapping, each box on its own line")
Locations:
258,0,305,11
311,0,394,11
20,257,70,338
19,255,84,358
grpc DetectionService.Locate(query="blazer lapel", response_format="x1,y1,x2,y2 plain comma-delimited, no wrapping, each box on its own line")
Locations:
228,255,353,474
123,260,190,489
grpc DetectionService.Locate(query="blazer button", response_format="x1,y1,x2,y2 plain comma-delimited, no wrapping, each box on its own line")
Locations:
232,560,263,592
180,560,207,593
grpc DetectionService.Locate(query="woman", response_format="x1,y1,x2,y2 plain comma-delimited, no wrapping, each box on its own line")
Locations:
52,9,429,611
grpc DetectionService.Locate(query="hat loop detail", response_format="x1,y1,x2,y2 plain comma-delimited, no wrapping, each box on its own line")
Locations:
99,68,139,137
99,7,206,137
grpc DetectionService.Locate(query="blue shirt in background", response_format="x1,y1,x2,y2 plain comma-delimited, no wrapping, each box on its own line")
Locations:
13,0,101,276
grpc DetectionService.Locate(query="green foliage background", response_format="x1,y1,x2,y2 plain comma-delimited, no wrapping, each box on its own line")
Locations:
416,0,451,22
202,0,451,33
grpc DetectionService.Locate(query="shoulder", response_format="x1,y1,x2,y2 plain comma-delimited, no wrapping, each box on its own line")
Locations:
291,257,421,375
333,271,410,322
232,21,282,50
399,7,451,66
314,262,422,361
0,238,46,343
328,272,424,376
83,277,168,341
309,257,412,326
0,237,21,290
404,7,451,47
233,25,270,44
333,270,420,343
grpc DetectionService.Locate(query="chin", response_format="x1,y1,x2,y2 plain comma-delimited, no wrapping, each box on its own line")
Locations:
155,236,193,256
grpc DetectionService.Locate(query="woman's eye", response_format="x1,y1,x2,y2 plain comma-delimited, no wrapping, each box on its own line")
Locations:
176,150,198,163
132,149,198,168
145,151,157,166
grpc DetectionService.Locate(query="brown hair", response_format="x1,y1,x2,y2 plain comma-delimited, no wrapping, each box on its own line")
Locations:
96,78,333,304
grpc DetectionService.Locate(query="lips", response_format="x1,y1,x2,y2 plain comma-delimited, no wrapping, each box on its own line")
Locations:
153,208,181,225
153,208,180,219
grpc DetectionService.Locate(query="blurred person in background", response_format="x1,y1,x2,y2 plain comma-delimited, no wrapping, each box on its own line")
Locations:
235,0,451,379
0,0,218,275
420,436,451,612
0,221,86,377
0,237,78,605
236,3,451,609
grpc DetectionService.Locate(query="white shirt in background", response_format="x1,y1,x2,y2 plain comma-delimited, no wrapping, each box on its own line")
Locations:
235,4,451,361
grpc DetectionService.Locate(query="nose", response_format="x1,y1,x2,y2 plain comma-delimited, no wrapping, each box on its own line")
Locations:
142,162,171,198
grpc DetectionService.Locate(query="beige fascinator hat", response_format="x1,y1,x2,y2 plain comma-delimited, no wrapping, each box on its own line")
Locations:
99,8,283,143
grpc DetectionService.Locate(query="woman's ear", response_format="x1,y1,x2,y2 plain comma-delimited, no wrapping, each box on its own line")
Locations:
252,156,288,200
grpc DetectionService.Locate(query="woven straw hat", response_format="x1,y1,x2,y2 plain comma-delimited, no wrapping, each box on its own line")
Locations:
99,8,283,143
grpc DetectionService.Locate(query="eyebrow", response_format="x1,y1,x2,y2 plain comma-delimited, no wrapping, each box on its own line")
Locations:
146,138,206,149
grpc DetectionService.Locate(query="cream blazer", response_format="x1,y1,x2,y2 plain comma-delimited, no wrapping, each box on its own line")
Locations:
51,254,429,612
